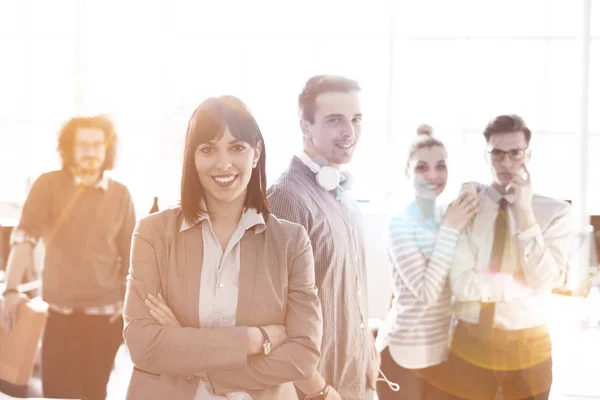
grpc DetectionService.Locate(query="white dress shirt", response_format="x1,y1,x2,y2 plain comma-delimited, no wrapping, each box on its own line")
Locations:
180,208,266,400
450,184,571,330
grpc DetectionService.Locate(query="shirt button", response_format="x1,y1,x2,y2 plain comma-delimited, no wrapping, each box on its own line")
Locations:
360,323,365,329
358,290,362,296
218,283,224,288
186,375,199,384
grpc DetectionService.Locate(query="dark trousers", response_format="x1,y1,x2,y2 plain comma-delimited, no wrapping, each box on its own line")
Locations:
41,310,123,400
448,321,553,400
376,347,451,400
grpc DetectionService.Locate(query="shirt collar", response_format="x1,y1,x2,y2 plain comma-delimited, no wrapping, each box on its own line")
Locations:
179,202,266,234
488,184,516,204
73,172,109,191
294,152,353,190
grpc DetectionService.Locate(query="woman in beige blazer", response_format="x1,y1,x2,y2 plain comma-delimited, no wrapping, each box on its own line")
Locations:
123,95,323,400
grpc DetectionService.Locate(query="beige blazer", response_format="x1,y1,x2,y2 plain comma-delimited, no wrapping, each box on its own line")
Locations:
123,207,322,400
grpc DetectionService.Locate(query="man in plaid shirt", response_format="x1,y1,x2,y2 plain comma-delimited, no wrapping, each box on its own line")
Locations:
268,75,380,400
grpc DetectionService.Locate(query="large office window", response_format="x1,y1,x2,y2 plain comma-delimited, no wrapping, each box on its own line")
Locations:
387,0,587,210
77,0,392,210
0,0,598,215
0,0,77,201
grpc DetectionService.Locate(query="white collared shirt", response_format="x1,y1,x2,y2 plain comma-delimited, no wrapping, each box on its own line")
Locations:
180,207,266,400
74,171,110,191
450,184,572,330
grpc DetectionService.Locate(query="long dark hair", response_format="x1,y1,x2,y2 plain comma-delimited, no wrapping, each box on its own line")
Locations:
180,95,269,225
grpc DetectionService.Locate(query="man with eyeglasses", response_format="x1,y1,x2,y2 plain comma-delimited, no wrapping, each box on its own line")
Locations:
448,115,571,400
0,116,136,400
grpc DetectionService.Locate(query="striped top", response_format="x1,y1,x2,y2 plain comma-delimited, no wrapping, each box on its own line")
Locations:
375,201,460,369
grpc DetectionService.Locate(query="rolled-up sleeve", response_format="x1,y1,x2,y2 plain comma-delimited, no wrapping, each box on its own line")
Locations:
14,173,52,244
517,203,572,291
209,225,322,393
451,232,533,303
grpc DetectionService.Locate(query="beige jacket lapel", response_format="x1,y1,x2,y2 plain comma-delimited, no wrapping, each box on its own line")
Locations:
236,232,258,326
182,225,203,329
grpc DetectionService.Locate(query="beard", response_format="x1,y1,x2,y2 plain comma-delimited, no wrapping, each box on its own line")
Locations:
75,159,102,176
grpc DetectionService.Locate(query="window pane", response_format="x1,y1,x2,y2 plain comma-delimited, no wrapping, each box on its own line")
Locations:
392,40,468,133
109,123,162,214
590,40,600,132
170,0,390,39
592,0,600,37
463,40,546,130
545,41,579,131
587,135,600,214
548,0,579,37
25,0,76,35
448,132,489,197
26,35,77,120
392,39,547,132
0,35,27,120
394,0,550,38
0,120,60,202
0,1,24,34
0,122,27,202
23,121,62,179
528,132,577,201
82,0,163,122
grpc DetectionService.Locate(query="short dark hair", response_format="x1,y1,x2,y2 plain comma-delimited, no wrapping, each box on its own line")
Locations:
483,114,532,144
57,115,118,171
298,75,361,123
180,95,269,225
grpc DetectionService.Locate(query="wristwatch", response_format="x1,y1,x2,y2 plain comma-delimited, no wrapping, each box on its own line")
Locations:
305,384,330,400
257,326,272,355
2,288,19,296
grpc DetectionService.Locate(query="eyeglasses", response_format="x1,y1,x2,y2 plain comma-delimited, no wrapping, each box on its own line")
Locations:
488,148,529,161
75,141,106,151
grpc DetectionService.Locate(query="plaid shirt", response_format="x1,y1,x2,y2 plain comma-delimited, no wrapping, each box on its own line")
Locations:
268,157,372,400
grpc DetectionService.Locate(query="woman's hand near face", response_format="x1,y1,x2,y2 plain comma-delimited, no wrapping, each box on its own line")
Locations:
445,190,479,231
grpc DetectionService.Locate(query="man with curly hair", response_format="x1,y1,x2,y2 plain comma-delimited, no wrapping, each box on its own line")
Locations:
0,115,136,400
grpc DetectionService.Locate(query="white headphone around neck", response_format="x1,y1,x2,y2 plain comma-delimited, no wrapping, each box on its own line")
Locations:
297,152,342,191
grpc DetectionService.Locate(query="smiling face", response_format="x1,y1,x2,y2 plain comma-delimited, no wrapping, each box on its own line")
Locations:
301,90,362,168
406,145,448,198
194,127,261,208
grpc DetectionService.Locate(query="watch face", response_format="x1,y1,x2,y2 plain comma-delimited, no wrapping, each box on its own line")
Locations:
263,341,272,355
